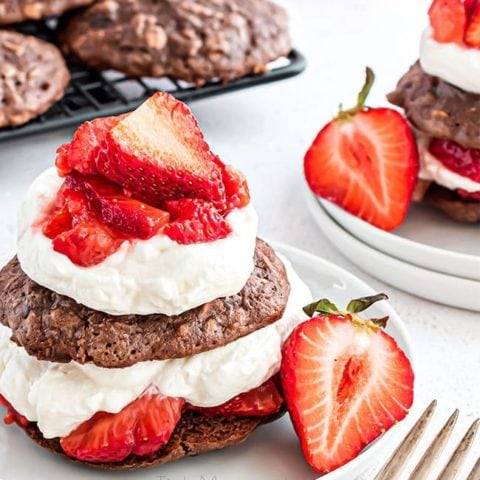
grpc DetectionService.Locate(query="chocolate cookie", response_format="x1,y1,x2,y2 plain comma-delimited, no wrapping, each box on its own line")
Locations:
59,0,292,85
0,30,70,127
0,0,94,24
25,410,284,470
0,239,290,368
388,62,480,149
425,184,480,223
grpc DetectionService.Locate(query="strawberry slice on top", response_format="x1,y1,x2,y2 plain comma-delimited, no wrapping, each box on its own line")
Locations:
100,92,227,209
280,294,414,474
56,115,123,177
304,68,419,231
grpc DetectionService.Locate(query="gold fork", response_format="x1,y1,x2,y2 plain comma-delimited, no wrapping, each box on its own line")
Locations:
374,400,480,480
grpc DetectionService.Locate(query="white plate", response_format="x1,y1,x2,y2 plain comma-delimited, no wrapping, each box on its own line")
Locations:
306,195,480,312
0,242,415,480
318,195,480,281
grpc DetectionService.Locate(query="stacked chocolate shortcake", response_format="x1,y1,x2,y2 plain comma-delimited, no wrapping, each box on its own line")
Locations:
0,93,311,469
389,0,480,223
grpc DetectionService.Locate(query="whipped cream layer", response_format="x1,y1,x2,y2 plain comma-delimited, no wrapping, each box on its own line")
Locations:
0,256,311,439
417,136,480,192
17,167,258,316
420,27,480,95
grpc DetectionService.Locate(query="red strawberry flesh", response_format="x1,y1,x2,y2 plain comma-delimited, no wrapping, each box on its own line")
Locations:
429,138,480,183
429,0,466,44
64,172,170,239
60,389,184,463
304,68,418,231
188,378,283,417
280,296,414,474
56,116,122,177
100,92,226,208
465,3,480,46
163,198,232,244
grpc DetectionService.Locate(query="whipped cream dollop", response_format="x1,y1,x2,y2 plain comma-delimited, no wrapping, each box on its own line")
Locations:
0,257,312,439
420,27,480,94
17,167,258,316
417,136,480,192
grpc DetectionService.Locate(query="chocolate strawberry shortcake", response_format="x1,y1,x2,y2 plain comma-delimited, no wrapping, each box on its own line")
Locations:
0,93,311,469
388,0,480,222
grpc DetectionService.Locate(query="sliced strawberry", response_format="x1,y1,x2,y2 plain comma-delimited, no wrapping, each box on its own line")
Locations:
56,116,123,177
280,294,414,474
304,68,418,231
457,188,480,200
0,395,29,429
188,379,283,417
429,0,466,44
429,138,480,183
61,389,184,463
52,219,124,267
65,173,170,239
222,165,251,212
163,198,231,244
465,3,480,46
100,92,226,208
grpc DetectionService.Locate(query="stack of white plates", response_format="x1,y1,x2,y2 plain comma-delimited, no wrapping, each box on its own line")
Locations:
305,187,480,311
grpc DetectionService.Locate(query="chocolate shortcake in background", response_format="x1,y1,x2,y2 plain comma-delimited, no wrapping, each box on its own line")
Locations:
0,0,94,24
388,0,480,223
0,30,70,127
59,0,292,85
0,92,311,469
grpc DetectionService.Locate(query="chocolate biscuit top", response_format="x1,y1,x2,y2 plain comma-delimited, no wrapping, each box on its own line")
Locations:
0,239,290,368
0,30,70,127
388,62,480,149
60,0,292,85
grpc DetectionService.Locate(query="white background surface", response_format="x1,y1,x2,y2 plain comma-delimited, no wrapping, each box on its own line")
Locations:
0,0,479,478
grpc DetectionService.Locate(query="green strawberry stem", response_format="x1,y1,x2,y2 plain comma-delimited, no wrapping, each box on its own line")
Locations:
337,67,375,119
303,293,389,328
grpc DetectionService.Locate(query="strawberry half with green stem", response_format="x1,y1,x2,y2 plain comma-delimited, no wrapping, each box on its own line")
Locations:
61,389,184,463
188,378,283,417
429,0,467,44
280,294,414,474
100,92,227,209
304,68,419,231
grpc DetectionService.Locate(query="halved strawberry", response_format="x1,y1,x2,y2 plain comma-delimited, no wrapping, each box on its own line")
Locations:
163,198,231,244
100,92,226,208
56,116,123,177
429,0,466,44
188,378,283,417
60,389,184,463
221,164,251,212
64,172,170,239
465,2,480,46
304,68,418,231
52,219,124,267
280,294,414,474
0,395,29,429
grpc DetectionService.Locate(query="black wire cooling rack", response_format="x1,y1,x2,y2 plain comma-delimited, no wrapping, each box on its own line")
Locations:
0,19,306,142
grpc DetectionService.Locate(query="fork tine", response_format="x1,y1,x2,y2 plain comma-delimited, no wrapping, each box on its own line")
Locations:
437,419,480,480
467,457,480,480
374,400,437,480
408,409,459,480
